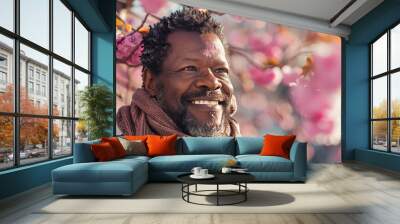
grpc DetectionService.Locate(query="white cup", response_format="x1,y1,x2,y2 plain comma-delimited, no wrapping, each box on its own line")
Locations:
200,169,208,176
191,167,202,176
221,167,232,174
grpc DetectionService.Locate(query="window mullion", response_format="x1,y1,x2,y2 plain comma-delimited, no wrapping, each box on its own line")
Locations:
71,10,76,155
48,0,53,160
370,45,373,149
13,0,20,167
388,30,391,153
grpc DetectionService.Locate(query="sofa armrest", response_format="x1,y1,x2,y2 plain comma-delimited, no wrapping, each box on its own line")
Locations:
73,140,100,163
289,141,307,181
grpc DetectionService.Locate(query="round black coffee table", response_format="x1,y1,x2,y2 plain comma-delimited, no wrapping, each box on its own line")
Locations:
177,173,255,206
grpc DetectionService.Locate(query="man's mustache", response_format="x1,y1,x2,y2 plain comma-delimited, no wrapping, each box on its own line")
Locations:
181,89,229,106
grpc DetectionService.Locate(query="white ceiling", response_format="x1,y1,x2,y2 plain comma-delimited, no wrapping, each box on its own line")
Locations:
171,0,384,38
225,0,353,22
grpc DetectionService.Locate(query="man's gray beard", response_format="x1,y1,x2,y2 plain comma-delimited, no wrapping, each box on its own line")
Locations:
156,90,231,136
181,111,231,137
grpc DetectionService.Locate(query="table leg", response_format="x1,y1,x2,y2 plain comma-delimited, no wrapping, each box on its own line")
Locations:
195,184,197,192
217,184,219,206
245,183,247,201
187,184,190,202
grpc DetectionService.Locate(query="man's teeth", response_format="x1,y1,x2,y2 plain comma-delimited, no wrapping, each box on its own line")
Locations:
191,100,219,105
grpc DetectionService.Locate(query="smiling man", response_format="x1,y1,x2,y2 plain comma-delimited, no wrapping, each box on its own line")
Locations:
117,8,240,137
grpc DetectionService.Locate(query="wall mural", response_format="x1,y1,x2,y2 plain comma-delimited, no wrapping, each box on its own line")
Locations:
115,0,341,162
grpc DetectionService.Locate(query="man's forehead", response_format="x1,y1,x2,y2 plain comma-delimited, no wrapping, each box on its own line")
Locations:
166,31,226,59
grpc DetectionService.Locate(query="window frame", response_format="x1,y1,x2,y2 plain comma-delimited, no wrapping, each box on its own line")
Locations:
370,21,400,154
0,0,92,171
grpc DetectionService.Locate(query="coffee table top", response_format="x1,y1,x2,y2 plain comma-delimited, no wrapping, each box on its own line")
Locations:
177,172,255,185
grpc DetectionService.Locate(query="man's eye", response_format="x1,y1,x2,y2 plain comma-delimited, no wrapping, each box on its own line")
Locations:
181,66,198,72
214,68,229,75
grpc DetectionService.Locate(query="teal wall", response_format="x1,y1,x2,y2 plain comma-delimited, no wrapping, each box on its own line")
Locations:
344,0,400,171
0,0,116,200
0,158,72,199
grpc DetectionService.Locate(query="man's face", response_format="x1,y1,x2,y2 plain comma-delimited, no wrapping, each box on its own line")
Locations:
152,31,234,136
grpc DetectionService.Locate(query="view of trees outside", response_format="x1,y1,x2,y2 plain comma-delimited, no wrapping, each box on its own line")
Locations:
0,86,59,168
371,26,400,154
116,0,341,162
372,99,400,153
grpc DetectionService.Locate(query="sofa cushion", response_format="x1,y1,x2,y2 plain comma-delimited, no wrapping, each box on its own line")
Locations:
148,154,235,172
235,137,263,155
236,155,293,172
52,158,147,183
179,137,235,155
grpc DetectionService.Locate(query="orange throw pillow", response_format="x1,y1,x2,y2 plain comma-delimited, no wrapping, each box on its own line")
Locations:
146,135,177,157
101,137,126,158
91,142,117,161
260,134,296,159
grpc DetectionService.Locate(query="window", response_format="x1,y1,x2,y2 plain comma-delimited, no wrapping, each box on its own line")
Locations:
0,54,7,67
35,70,40,81
371,23,400,154
36,83,40,95
0,70,7,86
28,67,34,80
0,0,91,170
0,54,7,87
42,85,46,97
28,81,34,94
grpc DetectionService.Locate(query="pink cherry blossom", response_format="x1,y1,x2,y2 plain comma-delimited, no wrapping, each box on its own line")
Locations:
140,0,167,14
248,35,283,61
249,67,282,90
228,30,248,48
116,31,143,66
310,45,341,92
281,65,302,86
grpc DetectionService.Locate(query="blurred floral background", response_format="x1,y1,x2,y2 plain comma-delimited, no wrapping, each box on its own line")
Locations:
115,0,342,162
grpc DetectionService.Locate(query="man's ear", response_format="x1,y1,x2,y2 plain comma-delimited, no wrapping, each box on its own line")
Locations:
142,68,158,97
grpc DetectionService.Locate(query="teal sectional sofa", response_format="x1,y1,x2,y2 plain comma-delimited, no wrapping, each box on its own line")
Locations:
52,137,307,196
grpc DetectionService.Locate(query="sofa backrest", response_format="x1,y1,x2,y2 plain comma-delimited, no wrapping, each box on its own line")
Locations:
177,137,236,155
73,139,100,163
235,137,264,155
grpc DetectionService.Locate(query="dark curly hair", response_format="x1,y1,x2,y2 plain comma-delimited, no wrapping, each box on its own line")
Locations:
140,8,225,75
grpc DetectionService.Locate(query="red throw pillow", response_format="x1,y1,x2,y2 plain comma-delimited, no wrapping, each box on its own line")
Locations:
91,142,117,161
260,134,296,159
146,135,177,157
101,137,127,158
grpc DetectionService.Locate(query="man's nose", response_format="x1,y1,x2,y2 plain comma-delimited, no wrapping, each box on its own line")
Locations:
194,68,222,90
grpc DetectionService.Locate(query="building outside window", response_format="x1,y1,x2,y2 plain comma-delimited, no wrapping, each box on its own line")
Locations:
0,0,91,170
371,22,400,154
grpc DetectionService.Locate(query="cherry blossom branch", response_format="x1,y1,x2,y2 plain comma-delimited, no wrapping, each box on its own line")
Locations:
134,13,150,32
229,46,273,70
